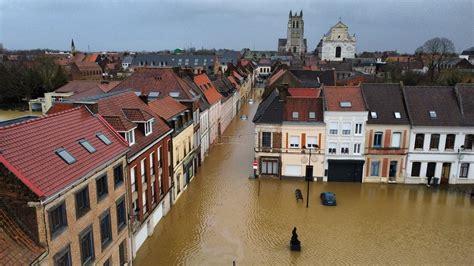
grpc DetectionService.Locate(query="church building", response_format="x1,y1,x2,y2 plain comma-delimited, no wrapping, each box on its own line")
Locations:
317,20,356,61
278,10,307,57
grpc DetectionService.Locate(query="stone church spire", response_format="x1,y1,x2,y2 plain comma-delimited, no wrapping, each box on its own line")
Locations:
71,38,76,55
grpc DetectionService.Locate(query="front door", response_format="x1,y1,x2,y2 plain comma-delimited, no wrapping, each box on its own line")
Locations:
441,163,451,185
389,161,398,181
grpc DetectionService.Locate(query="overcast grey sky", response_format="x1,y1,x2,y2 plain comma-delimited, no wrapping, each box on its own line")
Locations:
1,0,473,53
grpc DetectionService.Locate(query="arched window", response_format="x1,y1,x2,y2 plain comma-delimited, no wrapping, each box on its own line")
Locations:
293,47,297,53
335,47,342,58
296,21,299,28
292,21,295,28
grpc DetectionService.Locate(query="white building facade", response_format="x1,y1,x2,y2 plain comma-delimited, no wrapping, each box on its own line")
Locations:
318,21,356,61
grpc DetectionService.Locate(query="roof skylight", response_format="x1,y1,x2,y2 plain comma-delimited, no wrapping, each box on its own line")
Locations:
56,148,76,164
429,111,437,119
394,112,401,119
79,139,96,153
340,101,352,108
96,133,112,145
169,92,180,98
370,112,378,119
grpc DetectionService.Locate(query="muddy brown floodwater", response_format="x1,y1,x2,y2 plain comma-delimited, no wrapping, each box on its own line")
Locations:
135,95,474,265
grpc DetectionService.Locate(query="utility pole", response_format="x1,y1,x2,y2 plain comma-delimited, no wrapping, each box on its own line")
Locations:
304,146,313,208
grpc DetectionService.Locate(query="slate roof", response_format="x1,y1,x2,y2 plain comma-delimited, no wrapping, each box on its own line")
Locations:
403,86,464,127
94,91,172,157
324,86,367,112
290,69,336,87
148,96,188,121
0,106,129,198
216,50,241,65
461,47,474,56
193,74,222,105
211,75,236,99
252,89,284,124
111,68,200,101
131,54,217,67
361,83,410,125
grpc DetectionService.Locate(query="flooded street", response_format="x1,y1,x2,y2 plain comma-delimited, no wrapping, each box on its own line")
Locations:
135,96,474,265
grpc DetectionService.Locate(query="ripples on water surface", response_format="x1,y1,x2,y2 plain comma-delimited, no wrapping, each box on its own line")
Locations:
135,98,474,265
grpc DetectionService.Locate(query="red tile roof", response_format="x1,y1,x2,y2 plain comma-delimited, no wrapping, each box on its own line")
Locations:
284,97,324,122
111,68,198,101
288,88,321,98
267,69,288,87
227,75,240,90
74,62,102,71
54,81,120,100
324,86,367,112
0,207,45,265
83,53,99,63
0,106,129,198
148,96,188,120
94,92,172,157
193,74,222,105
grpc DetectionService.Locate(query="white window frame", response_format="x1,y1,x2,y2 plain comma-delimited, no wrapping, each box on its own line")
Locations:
392,132,401,148
144,120,153,136
308,112,316,119
141,159,146,184
130,166,136,192
329,122,338,135
306,136,318,149
292,112,299,119
342,122,351,135
289,136,300,148
142,189,147,213
353,143,361,154
328,142,337,154
149,152,155,177
355,123,362,135
125,129,135,146
370,112,378,119
394,112,401,119
371,161,380,176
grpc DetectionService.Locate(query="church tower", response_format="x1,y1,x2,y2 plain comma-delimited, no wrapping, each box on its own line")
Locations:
285,10,306,57
71,38,76,55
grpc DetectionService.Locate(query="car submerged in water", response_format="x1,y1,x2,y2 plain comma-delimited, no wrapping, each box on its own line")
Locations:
320,192,337,206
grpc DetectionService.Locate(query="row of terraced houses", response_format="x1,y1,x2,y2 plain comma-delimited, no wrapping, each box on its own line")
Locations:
0,63,255,265
253,83,474,185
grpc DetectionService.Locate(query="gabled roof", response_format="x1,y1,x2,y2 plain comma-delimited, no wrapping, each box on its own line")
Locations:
284,97,324,122
252,89,284,124
324,86,366,112
148,96,188,121
0,106,129,198
94,91,172,156
211,75,236,99
361,83,410,125
73,61,102,71
193,74,222,105
111,68,199,101
403,86,463,127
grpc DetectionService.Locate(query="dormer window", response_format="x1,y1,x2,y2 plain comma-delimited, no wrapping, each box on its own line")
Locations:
340,101,352,108
394,112,401,119
429,111,437,119
144,120,153,136
125,129,135,146
370,112,378,119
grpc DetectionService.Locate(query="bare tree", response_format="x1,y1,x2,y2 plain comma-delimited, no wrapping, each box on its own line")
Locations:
415,37,455,82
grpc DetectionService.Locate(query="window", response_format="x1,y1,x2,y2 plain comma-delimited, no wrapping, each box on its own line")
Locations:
373,132,383,148
100,210,112,249
355,123,362,135
262,132,272,148
54,245,72,266
328,142,337,154
113,164,124,187
130,166,137,192
335,46,342,58
292,112,299,120
342,122,351,135
261,159,278,175
329,122,338,135
340,101,352,108
430,134,440,150
309,112,316,119
103,258,111,266
75,186,90,219
370,112,378,119
429,111,437,119
414,134,425,149
392,132,401,148
289,136,300,148
141,159,146,184
79,226,95,265
56,148,76,165
151,182,156,204
341,144,349,154
460,163,469,178
149,152,155,177
371,161,380,176
465,134,474,150
125,130,135,146
353,143,361,154
306,136,318,149
96,175,108,201
445,134,455,150
142,189,147,214
411,162,421,177
116,197,127,233
394,112,401,119
49,202,67,238
97,133,112,145
144,120,153,136
79,139,96,153
119,241,126,265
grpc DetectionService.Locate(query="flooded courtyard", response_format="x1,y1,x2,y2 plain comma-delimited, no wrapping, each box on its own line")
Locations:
135,97,474,265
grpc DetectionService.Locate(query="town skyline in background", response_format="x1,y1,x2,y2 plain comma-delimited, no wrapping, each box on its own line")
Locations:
1,0,473,53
